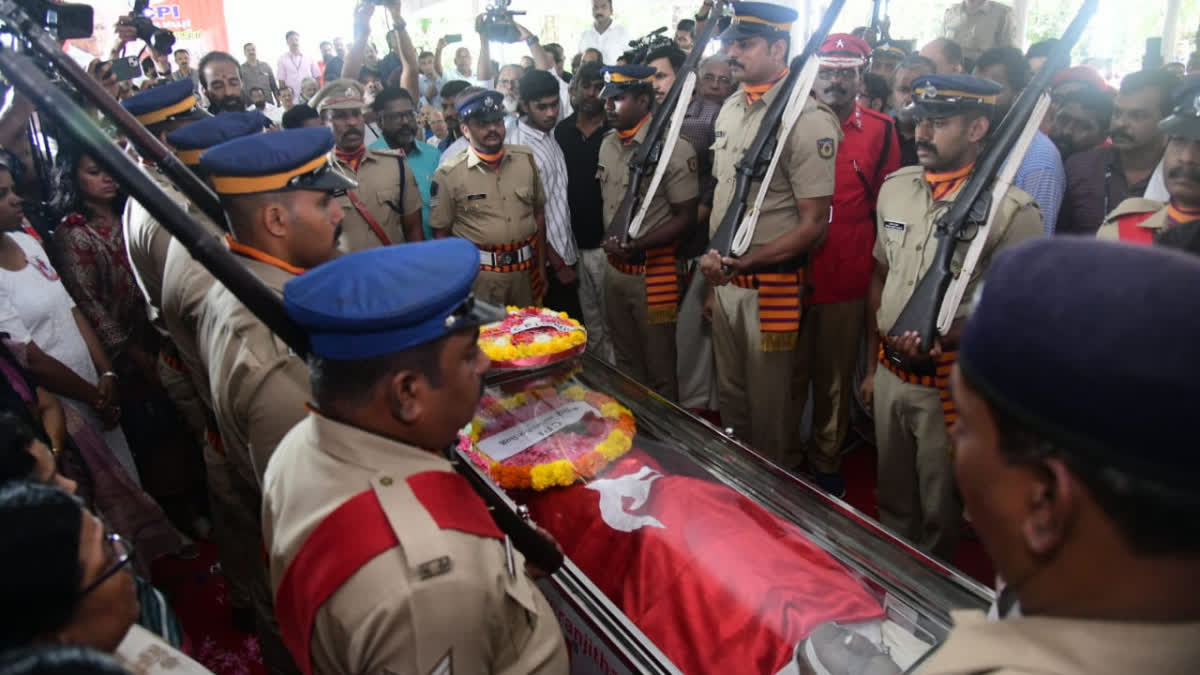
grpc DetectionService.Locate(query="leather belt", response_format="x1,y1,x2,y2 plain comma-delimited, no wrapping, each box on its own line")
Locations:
479,244,534,268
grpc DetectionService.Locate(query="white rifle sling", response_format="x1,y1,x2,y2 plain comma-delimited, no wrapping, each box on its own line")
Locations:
628,71,697,239
731,56,820,256
936,92,1050,334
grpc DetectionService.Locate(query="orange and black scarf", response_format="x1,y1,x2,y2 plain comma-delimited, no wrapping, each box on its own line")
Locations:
334,146,367,172
744,68,789,106
876,340,960,433
617,114,650,145
472,147,505,169
732,270,803,351
607,245,680,324
1167,200,1200,228
925,163,974,201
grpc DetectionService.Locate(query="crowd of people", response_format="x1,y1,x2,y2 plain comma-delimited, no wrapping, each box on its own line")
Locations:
0,0,1197,673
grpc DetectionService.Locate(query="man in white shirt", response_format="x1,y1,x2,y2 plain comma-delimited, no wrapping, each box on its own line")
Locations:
276,30,321,95
577,0,632,65
508,70,579,316
248,87,284,126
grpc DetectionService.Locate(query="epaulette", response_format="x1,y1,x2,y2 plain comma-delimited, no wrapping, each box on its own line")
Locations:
1105,197,1165,221
860,106,895,126
367,146,402,159
407,471,504,540
442,149,470,169
504,143,533,156
883,164,924,183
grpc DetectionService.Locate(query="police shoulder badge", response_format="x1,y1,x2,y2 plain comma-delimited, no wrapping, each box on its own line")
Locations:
687,156,698,173
817,137,835,159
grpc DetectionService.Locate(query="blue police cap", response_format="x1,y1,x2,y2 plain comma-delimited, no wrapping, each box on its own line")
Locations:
959,238,1200,490
198,127,356,196
167,111,272,166
909,74,1001,119
121,78,205,127
720,2,798,42
456,89,506,123
1160,74,1200,140
599,65,657,99
283,238,507,359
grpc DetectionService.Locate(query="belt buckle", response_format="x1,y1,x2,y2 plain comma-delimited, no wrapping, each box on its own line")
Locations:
495,250,519,266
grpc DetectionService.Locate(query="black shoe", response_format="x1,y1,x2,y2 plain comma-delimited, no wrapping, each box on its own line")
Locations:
814,471,847,499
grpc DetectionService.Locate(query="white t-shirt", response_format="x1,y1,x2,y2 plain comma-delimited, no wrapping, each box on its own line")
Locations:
577,23,633,64
0,232,96,384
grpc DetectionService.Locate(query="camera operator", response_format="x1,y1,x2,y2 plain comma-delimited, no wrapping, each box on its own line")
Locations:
342,0,420,111
476,20,573,121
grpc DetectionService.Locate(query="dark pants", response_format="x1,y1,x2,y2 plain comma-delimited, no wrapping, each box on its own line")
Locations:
542,263,584,319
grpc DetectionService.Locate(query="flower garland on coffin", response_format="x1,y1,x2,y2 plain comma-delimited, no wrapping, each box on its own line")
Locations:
478,307,587,369
459,385,637,491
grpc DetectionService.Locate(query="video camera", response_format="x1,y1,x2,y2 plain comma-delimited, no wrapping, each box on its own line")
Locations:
480,0,525,44
16,0,93,40
118,0,174,54
624,26,672,64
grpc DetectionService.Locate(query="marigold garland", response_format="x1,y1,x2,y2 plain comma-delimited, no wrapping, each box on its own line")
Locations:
479,306,588,368
459,384,636,491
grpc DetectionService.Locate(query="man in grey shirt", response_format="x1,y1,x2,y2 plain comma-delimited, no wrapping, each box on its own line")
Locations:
240,42,279,105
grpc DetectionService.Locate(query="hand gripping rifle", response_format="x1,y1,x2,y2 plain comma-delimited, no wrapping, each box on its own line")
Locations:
887,0,1098,347
707,0,846,267
605,0,723,245
0,6,565,576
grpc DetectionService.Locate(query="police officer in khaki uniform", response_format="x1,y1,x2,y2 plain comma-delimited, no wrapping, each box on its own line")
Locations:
1097,76,1200,244
430,89,547,306
699,1,841,464
310,78,423,251
194,127,354,674
802,239,1200,675
159,111,276,632
864,74,1042,560
263,238,569,675
598,64,699,402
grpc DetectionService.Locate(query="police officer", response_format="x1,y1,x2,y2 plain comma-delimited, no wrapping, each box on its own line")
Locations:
1098,76,1200,243
793,33,901,496
310,78,423,250
159,111,274,633
699,1,841,464
804,238,1200,675
864,74,1042,559
430,89,547,306
598,65,698,402
263,239,570,675
195,127,354,674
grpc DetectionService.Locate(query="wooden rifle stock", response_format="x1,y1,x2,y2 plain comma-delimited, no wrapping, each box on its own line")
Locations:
887,0,1098,346
0,30,567,576
708,0,846,261
606,1,724,244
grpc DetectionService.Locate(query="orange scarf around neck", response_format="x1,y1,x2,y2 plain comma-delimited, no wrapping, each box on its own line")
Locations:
617,114,651,145
472,147,505,168
226,235,306,276
334,146,366,172
1167,200,1200,228
925,163,975,201
744,68,789,106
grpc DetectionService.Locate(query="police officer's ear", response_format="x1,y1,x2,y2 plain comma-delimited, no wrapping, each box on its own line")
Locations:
966,111,991,145
387,369,428,424
1021,457,1080,558
260,198,292,238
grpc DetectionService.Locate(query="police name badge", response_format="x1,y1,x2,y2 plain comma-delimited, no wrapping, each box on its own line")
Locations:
883,220,907,232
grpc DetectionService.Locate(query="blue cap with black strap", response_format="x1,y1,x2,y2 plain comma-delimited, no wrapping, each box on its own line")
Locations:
121,78,207,127
198,127,357,196
599,64,657,99
908,74,1002,120
167,111,273,167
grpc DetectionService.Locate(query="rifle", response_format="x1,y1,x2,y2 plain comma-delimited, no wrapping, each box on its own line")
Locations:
605,0,723,246
0,3,565,576
866,0,886,46
0,0,228,230
887,0,1098,347
708,0,846,265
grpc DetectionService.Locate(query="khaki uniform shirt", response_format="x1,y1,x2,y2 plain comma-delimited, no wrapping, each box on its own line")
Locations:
262,413,570,675
196,250,310,485
916,609,1200,675
429,145,545,246
161,236,220,410
334,148,423,253
598,119,699,242
942,1,1017,62
873,166,1043,334
1096,198,1167,241
710,85,841,258
122,165,195,325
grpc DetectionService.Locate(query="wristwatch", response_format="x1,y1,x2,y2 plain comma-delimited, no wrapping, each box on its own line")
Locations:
526,35,540,46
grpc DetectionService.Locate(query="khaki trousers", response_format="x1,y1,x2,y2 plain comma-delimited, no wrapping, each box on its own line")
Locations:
712,283,796,464
873,366,960,560
474,269,534,307
676,264,719,410
792,300,865,473
605,266,678,401
576,247,614,363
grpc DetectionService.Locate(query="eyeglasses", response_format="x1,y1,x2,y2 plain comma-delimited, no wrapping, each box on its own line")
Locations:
701,73,732,85
818,67,860,81
379,110,417,124
78,532,133,599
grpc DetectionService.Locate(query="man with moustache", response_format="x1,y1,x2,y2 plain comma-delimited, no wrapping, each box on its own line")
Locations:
241,43,279,105
578,0,631,66
438,80,473,153
865,74,1042,559
1098,77,1200,243
508,70,579,316
598,64,698,401
699,55,734,103
870,42,906,82
195,127,354,674
699,1,841,465
431,89,546,306
311,78,423,250
1048,86,1112,160
369,87,442,240
1058,70,1180,235
200,51,250,115
555,62,614,361
792,34,900,496
891,54,936,167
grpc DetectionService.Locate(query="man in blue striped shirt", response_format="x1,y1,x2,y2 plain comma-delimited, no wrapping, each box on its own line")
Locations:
975,47,1066,234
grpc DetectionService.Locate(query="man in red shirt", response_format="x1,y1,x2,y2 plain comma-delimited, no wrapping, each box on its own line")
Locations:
793,34,900,496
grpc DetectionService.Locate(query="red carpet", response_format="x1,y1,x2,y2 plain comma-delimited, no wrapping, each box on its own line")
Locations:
151,542,266,675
